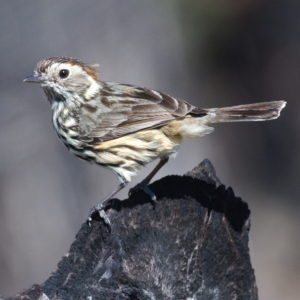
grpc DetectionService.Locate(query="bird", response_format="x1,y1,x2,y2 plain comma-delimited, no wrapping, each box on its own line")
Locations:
24,56,286,223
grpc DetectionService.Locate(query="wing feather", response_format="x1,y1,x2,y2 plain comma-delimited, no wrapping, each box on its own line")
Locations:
79,82,206,141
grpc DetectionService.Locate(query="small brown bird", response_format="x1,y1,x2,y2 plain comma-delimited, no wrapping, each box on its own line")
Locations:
24,57,286,222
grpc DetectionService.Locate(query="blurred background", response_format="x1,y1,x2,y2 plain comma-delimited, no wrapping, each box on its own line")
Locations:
0,0,299,299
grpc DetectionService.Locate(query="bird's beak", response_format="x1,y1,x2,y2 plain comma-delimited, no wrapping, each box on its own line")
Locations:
23,74,45,84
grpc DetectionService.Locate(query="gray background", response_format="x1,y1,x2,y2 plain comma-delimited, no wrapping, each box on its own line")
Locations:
0,1,299,299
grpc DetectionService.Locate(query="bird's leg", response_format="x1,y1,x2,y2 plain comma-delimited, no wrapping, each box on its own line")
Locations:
89,157,169,224
88,180,129,225
129,157,169,203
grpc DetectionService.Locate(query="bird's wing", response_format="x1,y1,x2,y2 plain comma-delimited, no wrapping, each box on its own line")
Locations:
78,82,207,141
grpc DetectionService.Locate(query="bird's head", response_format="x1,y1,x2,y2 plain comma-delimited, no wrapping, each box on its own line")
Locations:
24,57,100,104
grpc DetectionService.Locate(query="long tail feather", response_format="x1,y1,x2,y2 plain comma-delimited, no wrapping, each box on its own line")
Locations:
204,101,286,123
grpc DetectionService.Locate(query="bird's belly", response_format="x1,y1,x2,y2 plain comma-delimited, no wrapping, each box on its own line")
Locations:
53,111,181,182
88,128,182,181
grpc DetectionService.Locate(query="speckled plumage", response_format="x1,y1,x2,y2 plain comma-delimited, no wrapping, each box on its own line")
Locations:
24,56,286,220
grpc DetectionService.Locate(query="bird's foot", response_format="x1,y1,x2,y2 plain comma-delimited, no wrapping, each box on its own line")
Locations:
129,181,157,208
87,200,111,227
87,181,129,228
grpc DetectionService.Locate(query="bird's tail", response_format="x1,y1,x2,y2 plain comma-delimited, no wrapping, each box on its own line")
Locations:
201,101,286,123
162,100,286,139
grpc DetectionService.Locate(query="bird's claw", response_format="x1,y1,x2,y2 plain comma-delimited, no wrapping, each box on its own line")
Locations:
129,182,157,207
87,201,111,227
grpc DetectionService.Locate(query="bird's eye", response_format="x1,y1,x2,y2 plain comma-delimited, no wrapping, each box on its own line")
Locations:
59,69,70,79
